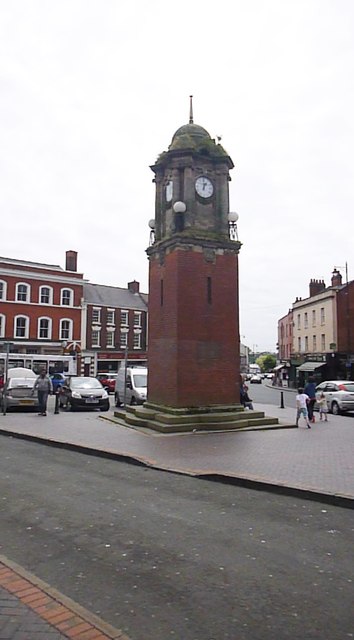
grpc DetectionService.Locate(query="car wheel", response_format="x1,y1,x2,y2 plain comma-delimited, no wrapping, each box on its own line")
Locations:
130,396,137,405
331,401,340,415
100,403,110,412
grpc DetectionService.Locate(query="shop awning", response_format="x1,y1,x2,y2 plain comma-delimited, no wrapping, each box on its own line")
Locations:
273,363,287,371
297,362,325,372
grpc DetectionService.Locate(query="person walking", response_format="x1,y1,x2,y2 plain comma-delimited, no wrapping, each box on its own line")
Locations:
34,369,53,416
240,378,254,410
317,391,328,422
304,376,317,423
296,387,311,428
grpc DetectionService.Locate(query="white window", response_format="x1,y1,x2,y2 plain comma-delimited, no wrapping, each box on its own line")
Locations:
16,283,30,302
91,329,100,347
0,314,5,338
313,335,317,351
60,319,73,340
39,286,53,304
320,307,325,325
121,310,129,326
321,334,326,351
304,336,308,351
107,309,115,325
61,288,73,306
312,310,316,327
106,331,115,347
92,308,101,323
297,314,301,330
120,332,128,348
14,315,29,338
38,317,52,339
298,337,301,352
133,333,141,349
0,280,7,301
134,312,142,327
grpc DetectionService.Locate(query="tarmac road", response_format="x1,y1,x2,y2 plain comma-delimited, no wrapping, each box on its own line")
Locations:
1,435,353,640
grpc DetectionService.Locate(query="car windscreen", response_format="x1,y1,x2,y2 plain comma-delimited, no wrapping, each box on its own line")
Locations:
132,374,147,387
71,378,102,389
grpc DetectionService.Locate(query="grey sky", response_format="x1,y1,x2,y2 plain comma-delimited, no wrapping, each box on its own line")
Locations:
1,0,353,352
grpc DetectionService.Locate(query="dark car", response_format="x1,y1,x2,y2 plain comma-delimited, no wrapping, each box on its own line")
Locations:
59,376,110,411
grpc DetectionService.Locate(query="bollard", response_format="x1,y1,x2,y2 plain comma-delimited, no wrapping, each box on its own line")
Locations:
54,390,60,414
280,391,284,409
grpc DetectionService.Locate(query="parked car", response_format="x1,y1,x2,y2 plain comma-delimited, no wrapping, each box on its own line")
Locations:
50,373,66,393
0,367,39,411
250,374,262,384
96,373,118,394
115,366,147,406
315,380,354,415
59,376,110,411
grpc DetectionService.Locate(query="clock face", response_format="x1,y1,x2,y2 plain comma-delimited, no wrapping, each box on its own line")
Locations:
165,180,173,202
195,176,214,198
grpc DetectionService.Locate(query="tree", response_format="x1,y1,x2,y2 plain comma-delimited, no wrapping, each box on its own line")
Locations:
256,354,276,372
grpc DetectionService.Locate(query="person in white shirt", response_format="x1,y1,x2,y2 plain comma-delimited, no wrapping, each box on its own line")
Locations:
296,387,311,428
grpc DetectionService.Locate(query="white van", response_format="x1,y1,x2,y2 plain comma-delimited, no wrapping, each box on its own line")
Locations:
114,366,147,407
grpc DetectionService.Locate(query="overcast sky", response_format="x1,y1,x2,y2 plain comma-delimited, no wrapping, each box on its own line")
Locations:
1,1,353,352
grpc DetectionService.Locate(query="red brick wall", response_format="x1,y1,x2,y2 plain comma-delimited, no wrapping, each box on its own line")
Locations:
336,282,354,352
148,247,240,407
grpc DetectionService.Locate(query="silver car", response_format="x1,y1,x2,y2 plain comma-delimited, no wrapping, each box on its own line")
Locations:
315,380,354,415
0,376,39,411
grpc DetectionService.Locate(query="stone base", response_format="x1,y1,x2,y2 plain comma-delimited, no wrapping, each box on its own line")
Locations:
115,401,279,433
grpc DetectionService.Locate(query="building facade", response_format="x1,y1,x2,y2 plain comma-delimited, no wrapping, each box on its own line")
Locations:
277,269,354,386
0,251,83,356
0,251,148,376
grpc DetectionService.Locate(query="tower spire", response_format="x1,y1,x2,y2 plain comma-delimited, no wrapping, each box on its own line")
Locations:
189,95,194,124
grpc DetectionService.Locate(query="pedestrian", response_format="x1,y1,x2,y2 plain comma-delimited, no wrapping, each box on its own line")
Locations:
304,376,317,423
316,391,328,422
296,387,311,428
34,369,53,416
240,377,254,410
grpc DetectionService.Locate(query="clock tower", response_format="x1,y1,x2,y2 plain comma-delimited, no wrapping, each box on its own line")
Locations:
146,99,242,412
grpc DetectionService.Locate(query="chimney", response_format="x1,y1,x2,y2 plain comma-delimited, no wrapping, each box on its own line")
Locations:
331,269,342,287
128,280,139,294
309,279,326,297
65,250,78,272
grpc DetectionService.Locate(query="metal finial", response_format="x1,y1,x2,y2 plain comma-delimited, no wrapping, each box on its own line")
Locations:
189,95,193,124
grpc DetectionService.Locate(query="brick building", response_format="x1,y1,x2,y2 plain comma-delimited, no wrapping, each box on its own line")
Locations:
81,280,148,377
0,251,83,357
277,268,354,385
0,251,148,377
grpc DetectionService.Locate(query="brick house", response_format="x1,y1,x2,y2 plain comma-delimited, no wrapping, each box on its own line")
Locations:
0,251,83,358
277,269,354,386
81,281,148,376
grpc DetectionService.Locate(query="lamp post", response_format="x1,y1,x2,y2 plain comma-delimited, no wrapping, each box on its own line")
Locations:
3,341,14,383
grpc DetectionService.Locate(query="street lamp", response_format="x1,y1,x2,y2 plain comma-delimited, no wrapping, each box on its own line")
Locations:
173,201,186,232
148,219,155,245
228,211,239,241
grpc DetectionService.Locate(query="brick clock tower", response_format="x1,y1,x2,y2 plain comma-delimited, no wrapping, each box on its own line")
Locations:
121,102,277,431
143,99,243,426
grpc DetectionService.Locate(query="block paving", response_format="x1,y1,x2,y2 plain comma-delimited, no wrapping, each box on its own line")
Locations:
0,558,130,640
